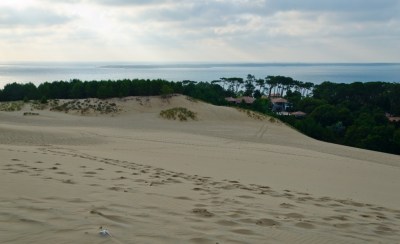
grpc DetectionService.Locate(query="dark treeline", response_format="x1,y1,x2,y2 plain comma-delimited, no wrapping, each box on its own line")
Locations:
0,79,228,105
0,79,181,101
0,77,399,155
280,81,400,155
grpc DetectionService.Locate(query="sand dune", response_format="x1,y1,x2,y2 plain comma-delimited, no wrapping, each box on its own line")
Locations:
1,95,399,243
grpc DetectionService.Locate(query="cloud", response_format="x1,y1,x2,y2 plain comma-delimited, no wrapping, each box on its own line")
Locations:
86,0,400,62
0,7,71,28
91,0,174,6
0,0,399,62
114,0,399,35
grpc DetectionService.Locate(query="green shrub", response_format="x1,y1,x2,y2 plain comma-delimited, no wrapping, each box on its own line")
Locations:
40,96,48,104
237,108,267,121
0,102,23,111
160,107,197,121
161,85,174,98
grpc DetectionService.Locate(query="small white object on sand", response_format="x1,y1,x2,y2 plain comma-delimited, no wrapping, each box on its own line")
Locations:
99,228,111,237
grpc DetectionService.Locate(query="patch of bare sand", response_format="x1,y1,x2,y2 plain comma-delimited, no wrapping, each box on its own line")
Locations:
0,95,399,243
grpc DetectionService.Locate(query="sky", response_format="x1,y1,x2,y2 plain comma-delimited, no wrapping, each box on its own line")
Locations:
1,0,399,63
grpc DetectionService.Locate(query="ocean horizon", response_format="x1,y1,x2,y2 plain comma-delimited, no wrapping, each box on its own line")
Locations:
1,62,399,88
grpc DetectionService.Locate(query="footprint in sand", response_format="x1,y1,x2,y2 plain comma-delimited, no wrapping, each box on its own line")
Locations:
333,223,353,229
149,181,164,186
238,218,256,224
374,225,395,235
295,222,315,229
337,199,365,207
62,179,76,184
284,213,304,220
108,186,126,192
255,218,280,227
189,237,215,243
231,229,255,235
323,215,349,221
192,187,206,191
192,208,214,217
165,178,182,184
318,196,333,202
193,203,208,208
297,196,314,202
174,196,192,201
280,203,296,209
375,214,387,220
334,208,357,214
216,220,239,227
237,195,256,199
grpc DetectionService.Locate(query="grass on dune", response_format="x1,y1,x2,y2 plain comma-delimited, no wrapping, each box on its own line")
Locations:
160,107,197,121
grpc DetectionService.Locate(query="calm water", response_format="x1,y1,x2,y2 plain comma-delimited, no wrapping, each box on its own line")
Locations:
0,62,399,88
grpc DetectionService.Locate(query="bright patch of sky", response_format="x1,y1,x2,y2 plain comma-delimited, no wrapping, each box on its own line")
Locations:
1,0,399,62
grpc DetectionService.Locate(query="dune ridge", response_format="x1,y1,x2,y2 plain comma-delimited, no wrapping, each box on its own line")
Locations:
1,95,399,243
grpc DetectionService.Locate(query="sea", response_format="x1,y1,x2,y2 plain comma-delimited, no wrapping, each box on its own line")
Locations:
0,62,399,88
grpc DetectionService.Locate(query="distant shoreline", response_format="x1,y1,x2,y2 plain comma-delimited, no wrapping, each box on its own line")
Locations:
2,61,400,67
1,62,399,86
98,62,400,69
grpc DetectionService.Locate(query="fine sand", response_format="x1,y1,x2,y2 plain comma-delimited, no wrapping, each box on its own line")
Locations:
1,95,399,243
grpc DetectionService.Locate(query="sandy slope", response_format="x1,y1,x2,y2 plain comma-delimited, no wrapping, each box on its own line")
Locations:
0,95,399,243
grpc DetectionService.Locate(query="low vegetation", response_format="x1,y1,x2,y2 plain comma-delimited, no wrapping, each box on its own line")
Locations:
23,112,39,116
160,107,197,121
236,108,268,121
186,96,198,103
0,76,399,155
31,100,49,110
0,101,23,111
51,99,120,115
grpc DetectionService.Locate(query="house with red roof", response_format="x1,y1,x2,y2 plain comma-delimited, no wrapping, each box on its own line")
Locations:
225,96,255,105
386,113,400,122
270,97,291,112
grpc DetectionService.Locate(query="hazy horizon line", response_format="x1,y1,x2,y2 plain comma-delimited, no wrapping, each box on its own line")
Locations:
2,61,400,66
